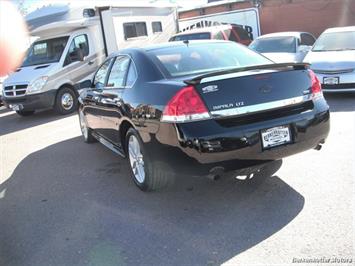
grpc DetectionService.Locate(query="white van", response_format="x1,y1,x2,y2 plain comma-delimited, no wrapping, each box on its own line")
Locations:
2,3,178,116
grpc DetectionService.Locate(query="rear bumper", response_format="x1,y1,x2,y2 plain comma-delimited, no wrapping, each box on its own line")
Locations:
314,71,355,92
3,90,56,111
145,98,330,176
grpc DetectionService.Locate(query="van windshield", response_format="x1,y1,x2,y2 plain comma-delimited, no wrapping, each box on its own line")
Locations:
22,36,69,67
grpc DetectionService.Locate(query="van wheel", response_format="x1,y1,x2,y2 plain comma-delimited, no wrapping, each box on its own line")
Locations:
55,87,78,115
126,128,173,191
16,110,35,116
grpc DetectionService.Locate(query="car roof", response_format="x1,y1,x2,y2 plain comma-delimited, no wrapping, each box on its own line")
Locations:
323,26,355,33
171,25,232,37
256,32,312,39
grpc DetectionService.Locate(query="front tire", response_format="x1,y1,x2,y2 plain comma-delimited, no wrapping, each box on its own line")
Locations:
126,128,173,191
16,110,35,116
54,87,78,115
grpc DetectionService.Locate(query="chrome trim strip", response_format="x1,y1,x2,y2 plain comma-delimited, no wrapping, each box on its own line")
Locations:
210,95,310,117
323,88,355,92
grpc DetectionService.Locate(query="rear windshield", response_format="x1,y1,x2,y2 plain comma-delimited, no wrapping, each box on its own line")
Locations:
312,31,355,51
169,33,211,42
249,37,297,53
147,42,271,77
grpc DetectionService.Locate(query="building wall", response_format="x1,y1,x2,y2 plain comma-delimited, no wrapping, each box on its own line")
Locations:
179,0,355,37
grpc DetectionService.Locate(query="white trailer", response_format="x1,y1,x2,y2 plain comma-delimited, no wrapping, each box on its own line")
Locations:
3,2,178,115
178,7,261,41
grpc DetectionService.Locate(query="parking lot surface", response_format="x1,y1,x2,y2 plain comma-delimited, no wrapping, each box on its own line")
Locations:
0,94,354,266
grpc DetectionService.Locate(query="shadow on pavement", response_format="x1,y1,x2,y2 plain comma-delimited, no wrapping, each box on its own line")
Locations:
0,109,75,137
324,93,355,112
0,137,304,266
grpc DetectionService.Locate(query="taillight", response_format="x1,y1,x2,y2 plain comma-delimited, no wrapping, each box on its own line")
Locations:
309,70,323,99
161,85,210,123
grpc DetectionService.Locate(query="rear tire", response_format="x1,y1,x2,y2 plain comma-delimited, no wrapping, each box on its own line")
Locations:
126,128,173,191
78,109,96,143
54,87,78,115
16,110,35,116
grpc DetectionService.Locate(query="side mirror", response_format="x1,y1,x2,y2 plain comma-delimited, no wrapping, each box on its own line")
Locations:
74,79,93,91
298,45,311,53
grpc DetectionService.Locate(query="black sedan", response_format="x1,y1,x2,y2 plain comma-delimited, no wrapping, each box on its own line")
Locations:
78,40,330,191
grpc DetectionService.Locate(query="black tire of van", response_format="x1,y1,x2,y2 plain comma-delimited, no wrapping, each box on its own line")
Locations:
54,87,78,115
16,110,35,116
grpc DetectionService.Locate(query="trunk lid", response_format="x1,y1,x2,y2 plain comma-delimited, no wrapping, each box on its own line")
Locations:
187,66,312,117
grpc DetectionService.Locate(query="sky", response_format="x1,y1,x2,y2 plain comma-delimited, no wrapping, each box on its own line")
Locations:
13,0,208,14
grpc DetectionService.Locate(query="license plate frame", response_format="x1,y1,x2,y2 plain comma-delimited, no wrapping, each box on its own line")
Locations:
261,125,291,149
323,76,339,85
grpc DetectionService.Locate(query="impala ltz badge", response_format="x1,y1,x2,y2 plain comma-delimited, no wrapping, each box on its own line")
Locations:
202,85,219,94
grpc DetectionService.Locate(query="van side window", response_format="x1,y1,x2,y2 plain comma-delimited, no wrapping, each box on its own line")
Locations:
64,34,89,66
93,58,113,89
152,22,163,33
123,22,148,40
107,56,131,88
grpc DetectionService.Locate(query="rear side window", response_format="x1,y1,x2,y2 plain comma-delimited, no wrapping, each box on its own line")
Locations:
126,62,137,87
107,56,131,88
148,42,271,77
224,29,239,42
300,33,315,46
152,22,163,33
123,22,147,40
233,26,251,41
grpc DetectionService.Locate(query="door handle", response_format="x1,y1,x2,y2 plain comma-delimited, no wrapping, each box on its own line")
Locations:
88,60,95,65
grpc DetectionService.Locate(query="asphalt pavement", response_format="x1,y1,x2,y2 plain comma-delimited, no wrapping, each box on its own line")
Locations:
0,94,354,266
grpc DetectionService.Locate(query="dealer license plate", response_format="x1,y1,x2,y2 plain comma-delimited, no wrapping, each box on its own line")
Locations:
261,126,291,149
323,77,339,85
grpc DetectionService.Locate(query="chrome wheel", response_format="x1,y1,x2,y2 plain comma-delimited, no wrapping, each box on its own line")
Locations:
79,110,88,139
128,135,145,183
61,92,74,110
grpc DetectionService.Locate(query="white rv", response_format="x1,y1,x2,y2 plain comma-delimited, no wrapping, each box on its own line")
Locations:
3,3,178,116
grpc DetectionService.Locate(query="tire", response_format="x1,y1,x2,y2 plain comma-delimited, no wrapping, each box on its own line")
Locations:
16,110,35,116
54,87,78,115
78,109,96,143
126,128,173,191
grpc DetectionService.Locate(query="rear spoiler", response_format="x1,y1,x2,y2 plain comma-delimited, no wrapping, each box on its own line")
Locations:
184,62,310,85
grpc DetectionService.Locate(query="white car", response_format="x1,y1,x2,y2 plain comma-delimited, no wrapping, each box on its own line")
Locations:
303,26,355,93
249,32,315,63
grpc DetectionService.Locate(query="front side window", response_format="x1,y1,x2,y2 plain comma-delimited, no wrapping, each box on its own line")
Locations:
249,37,297,53
152,22,163,33
123,22,147,40
93,58,113,89
22,36,69,67
107,56,131,88
65,34,89,65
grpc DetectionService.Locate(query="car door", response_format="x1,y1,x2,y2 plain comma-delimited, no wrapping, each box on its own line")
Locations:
83,57,114,132
96,55,134,146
